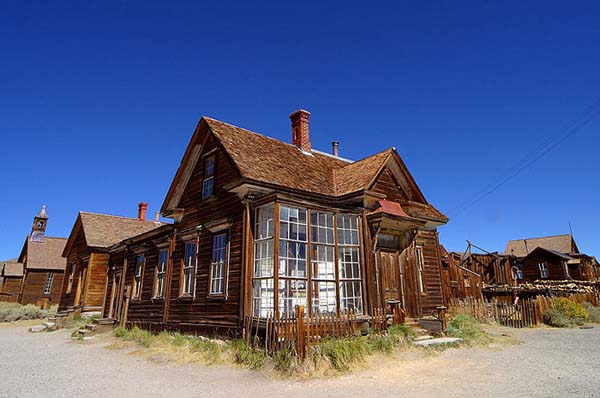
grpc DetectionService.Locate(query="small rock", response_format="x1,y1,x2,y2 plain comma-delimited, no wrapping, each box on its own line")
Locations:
29,325,47,333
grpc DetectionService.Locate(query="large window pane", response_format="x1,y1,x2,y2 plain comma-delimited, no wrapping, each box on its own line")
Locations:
337,215,363,314
252,279,274,317
253,240,273,277
311,281,337,313
339,281,363,313
311,244,335,280
279,240,306,277
278,279,307,315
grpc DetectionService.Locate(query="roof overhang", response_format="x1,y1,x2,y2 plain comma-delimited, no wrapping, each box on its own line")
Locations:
367,200,426,233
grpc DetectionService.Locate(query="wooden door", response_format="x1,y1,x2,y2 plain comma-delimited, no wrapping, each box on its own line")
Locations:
108,271,122,319
74,268,84,306
400,249,419,318
378,250,402,302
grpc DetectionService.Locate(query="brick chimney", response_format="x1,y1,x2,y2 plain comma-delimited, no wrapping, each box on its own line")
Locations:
138,202,148,221
289,109,311,152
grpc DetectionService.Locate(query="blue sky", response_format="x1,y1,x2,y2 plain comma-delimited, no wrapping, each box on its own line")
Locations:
1,1,599,259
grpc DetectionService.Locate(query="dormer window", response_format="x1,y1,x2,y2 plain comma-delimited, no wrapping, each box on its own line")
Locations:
202,156,215,199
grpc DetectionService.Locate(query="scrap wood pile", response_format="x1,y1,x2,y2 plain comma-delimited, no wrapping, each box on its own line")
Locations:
484,280,600,295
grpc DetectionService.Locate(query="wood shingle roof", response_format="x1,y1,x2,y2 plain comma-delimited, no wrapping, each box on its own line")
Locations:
163,115,447,224
504,234,578,257
79,212,164,248
20,237,67,271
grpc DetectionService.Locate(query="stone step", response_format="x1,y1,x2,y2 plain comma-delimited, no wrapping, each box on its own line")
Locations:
94,318,115,326
43,322,57,331
414,335,434,341
85,324,97,331
77,328,92,336
29,324,47,333
414,337,462,347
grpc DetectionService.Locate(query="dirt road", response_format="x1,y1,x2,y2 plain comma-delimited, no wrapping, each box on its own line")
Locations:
0,324,598,398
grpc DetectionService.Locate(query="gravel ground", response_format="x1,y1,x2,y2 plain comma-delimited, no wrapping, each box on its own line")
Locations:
0,324,599,398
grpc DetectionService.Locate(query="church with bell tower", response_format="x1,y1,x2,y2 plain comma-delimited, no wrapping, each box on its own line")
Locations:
10,206,68,306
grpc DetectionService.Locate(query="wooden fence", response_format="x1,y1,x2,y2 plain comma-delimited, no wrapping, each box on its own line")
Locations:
449,291,599,328
244,306,395,359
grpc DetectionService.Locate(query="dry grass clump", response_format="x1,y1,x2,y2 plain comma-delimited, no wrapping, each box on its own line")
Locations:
112,323,417,375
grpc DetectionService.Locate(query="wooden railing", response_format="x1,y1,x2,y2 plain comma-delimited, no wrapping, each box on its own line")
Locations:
244,305,396,358
449,292,599,328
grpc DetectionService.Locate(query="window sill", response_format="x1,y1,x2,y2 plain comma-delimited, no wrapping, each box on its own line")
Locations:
176,294,194,302
151,297,165,303
207,294,227,301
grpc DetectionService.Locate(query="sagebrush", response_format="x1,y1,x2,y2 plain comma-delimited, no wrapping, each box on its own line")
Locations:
543,298,589,327
0,302,56,322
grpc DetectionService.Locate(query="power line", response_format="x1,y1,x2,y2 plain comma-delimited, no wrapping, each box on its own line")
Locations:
451,99,600,218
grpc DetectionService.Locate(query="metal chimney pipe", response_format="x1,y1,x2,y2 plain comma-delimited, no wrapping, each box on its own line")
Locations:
331,141,340,157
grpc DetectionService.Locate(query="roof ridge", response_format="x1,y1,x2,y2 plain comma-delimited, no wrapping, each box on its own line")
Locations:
80,210,163,224
338,147,393,169
507,233,572,242
204,116,353,163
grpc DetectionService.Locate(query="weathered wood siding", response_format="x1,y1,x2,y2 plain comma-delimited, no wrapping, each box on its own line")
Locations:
59,229,88,310
371,167,408,202
411,229,445,316
82,252,109,311
166,133,244,335
522,255,567,282
20,270,64,305
124,245,166,327
0,278,22,302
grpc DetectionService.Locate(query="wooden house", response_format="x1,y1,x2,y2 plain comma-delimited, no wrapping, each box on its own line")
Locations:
103,109,449,335
58,205,163,313
439,245,482,302
451,252,520,286
15,206,67,307
505,234,597,282
0,261,24,302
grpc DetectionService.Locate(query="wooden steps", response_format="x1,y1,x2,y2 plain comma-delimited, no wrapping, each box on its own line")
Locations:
75,318,115,339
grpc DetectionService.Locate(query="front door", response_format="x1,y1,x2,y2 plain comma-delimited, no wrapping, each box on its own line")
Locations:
108,271,122,320
379,250,402,303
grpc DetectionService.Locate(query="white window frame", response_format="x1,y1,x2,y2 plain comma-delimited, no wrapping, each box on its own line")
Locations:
44,272,54,294
539,262,549,279
209,232,229,296
133,254,145,299
202,156,215,199
337,214,363,314
154,248,168,298
182,241,197,296
252,204,275,317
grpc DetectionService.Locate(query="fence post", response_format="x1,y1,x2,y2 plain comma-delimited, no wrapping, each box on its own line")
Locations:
295,305,305,360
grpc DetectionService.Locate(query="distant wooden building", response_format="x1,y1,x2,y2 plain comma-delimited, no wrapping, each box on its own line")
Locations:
505,234,597,282
451,252,520,286
14,206,67,306
103,110,449,335
58,205,163,313
440,245,483,301
0,261,24,302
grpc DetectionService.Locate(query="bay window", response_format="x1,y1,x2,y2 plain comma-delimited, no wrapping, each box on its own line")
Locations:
252,202,363,317
337,215,363,313
253,204,275,317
